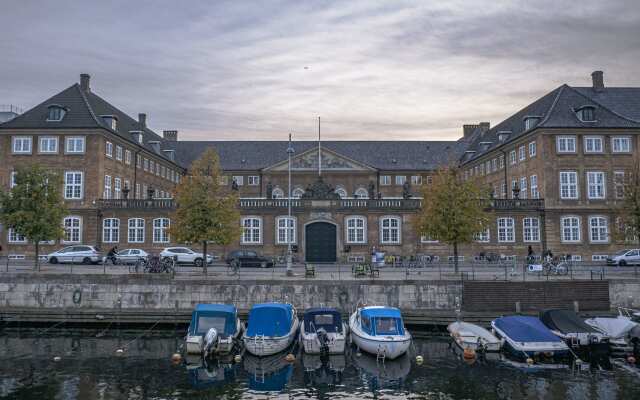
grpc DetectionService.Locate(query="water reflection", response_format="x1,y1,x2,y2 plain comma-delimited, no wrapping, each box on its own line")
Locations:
185,355,239,389
243,351,294,391
352,352,411,390
301,353,346,385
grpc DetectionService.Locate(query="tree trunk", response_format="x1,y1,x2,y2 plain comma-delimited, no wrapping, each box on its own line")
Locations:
35,242,40,272
202,240,208,276
453,241,459,273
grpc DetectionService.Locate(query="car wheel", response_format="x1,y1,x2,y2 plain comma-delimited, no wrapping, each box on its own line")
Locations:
82,257,91,265
194,258,204,268
49,257,58,264
619,260,627,267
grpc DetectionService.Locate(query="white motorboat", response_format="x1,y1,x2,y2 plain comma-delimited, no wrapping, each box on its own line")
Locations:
300,307,348,355
491,315,570,359
585,315,639,355
349,306,411,360
243,303,299,356
186,304,243,356
447,321,501,352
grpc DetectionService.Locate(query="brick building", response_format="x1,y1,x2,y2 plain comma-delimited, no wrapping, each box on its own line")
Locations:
0,71,638,263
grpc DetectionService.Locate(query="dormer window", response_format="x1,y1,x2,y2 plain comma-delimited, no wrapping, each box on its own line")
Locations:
524,117,540,130
47,105,66,121
479,141,492,151
101,115,118,130
497,131,511,142
575,106,596,122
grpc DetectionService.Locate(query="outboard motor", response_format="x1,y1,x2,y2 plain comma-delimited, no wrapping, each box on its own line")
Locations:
203,328,219,358
317,328,330,358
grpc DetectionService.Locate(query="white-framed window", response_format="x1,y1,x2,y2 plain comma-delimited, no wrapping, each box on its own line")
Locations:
248,176,260,186
474,228,490,243
499,155,505,169
509,150,516,165
114,177,121,199
116,145,123,161
354,188,369,199
276,216,296,244
143,158,149,171
149,160,155,174
380,216,401,244
518,146,526,161
128,218,145,243
420,235,439,243
380,175,391,186
135,183,141,199
345,216,366,244
520,177,528,199
589,216,608,243
561,216,581,243
63,216,82,243
12,136,32,154
292,188,305,199
612,136,631,153
587,171,606,199
102,218,120,243
485,161,491,174
65,136,85,153
47,106,65,121
125,149,132,165
155,163,160,176
64,171,83,199
584,136,603,153
335,187,348,199
103,175,112,199
8,229,27,243
241,217,262,244
395,176,406,186
136,155,142,168
501,183,507,199
497,218,515,242
411,176,422,185
232,176,244,186
530,175,539,199
560,171,578,199
39,136,58,153
124,179,130,194
105,141,113,157
426,175,433,185
491,158,497,172
592,254,608,262
153,218,170,243
523,217,540,242
528,141,536,157
556,135,577,153
272,188,284,199
10,171,17,188
614,171,625,199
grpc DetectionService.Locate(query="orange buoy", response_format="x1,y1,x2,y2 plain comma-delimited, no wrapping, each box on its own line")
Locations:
285,353,295,362
627,356,636,364
463,348,476,360
526,357,534,365
171,353,182,365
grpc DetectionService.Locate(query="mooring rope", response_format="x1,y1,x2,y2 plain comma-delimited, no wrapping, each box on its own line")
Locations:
118,320,161,351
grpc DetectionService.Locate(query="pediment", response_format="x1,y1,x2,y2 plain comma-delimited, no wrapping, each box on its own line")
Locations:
264,147,375,172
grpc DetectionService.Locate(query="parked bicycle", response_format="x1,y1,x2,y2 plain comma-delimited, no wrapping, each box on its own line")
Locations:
542,255,571,276
139,255,174,274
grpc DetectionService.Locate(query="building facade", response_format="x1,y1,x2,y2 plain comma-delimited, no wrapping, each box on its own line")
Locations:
0,71,638,263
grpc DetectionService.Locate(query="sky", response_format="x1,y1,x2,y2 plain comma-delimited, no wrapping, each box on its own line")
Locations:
1,0,640,141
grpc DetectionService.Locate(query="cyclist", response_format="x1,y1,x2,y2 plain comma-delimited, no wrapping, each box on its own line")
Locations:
106,246,119,265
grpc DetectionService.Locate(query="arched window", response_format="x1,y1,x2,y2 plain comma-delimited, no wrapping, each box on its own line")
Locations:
354,188,369,199
241,217,262,244
153,218,170,243
128,218,145,243
345,216,366,244
272,188,284,199
292,188,304,199
102,218,120,243
380,216,401,244
63,216,82,243
335,187,348,199
276,216,296,244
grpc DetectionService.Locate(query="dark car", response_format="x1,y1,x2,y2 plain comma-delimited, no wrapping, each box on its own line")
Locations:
225,250,274,268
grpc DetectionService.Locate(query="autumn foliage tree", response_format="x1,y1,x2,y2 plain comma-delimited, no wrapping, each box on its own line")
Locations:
170,148,241,274
417,165,490,272
612,162,640,244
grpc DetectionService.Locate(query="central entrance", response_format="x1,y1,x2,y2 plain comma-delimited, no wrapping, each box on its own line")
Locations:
305,222,337,263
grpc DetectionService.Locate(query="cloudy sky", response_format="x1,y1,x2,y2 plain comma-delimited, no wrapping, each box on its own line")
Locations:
1,0,639,141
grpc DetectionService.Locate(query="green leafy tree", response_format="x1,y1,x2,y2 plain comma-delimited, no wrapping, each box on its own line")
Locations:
612,161,640,244
0,165,67,270
417,165,491,272
170,148,241,274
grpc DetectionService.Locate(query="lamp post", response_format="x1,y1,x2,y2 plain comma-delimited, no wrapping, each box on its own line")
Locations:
286,133,294,276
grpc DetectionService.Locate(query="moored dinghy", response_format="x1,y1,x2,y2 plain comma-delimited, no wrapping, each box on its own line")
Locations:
186,304,243,357
447,321,501,352
243,303,299,356
300,307,348,355
492,315,569,360
349,306,411,360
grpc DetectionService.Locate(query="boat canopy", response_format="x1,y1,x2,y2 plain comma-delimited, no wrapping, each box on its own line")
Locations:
360,307,405,336
586,317,638,338
303,307,343,334
540,309,599,335
246,303,294,337
494,316,563,343
188,304,237,336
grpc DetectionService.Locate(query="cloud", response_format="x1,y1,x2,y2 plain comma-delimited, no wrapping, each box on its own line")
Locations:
0,0,639,141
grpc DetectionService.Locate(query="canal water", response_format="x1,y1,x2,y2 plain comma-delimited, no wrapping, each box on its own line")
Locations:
0,328,638,399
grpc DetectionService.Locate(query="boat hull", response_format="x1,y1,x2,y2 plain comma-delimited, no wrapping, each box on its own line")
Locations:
244,318,299,356
186,319,243,356
447,322,501,352
299,322,347,354
349,313,411,360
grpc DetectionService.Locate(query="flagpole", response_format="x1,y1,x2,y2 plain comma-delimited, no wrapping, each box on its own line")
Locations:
286,133,294,276
318,116,321,177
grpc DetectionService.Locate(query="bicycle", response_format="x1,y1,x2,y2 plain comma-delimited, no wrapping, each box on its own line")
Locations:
143,256,174,274
228,258,240,275
542,257,570,276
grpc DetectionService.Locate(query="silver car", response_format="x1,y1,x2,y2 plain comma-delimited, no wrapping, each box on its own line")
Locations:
46,245,102,264
109,249,149,265
607,249,640,266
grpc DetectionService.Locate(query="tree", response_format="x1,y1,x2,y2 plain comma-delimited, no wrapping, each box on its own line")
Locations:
0,165,67,270
612,161,640,244
170,148,241,274
417,165,491,272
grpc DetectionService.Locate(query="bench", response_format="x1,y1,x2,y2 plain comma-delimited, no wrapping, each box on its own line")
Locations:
305,263,315,278
352,263,366,277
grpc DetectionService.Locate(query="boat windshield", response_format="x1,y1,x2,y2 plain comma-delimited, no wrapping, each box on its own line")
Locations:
375,317,400,335
196,316,227,335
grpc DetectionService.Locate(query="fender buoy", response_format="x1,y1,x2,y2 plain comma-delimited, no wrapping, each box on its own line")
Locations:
463,348,476,360
285,353,295,362
628,356,636,364
234,354,242,363
415,355,424,365
526,357,534,365
72,289,82,304
171,353,182,364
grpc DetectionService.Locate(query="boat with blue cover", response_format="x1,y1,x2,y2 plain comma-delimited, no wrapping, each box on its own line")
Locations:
186,304,243,356
349,306,411,360
243,303,299,356
491,315,569,359
300,307,347,355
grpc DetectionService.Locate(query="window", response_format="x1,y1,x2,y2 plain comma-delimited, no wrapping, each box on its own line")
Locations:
345,216,366,244
232,176,244,186
491,158,497,172
276,216,296,244
498,155,505,169
380,217,401,244
241,217,261,244
125,150,132,165
509,150,516,165
584,136,603,153
380,176,391,186
530,175,539,199
612,136,631,153
528,141,536,157
65,136,85,153
561,216,581,242
10,171,17,188
587,171,605,199
7,228,27,243
218,176,228,186
614,171,625,199
524,117,539,130
354,188,369,199
47,106,65,121
124,179,130,194
135,183,141,199
64,171,83,199
523,218,540,242
106,141,113,157
518,146,526,161
102,218,120,243
248,176,260,186
128,218,145,243
395,176,406,186
102,115,117,130
103,175,112,199
426,176,433,185
501,183,507,198
63,217,82,243
136,155,142,168
411,176,422,185
153,218,170,243
557,136,577,153
143,158,149,171
519,177,527,199
589,216,608,243
155,163,160,176
12,136,32,154
116,145,123,161
560,171,578,199
474,228,490,243
335,187,348,199
149,160,155,174
272,188,284,199
485,161,491,174
578,107,595,122
497,218,515,242
420,235,438,243
114,178,121,199
39,137,58,153
292,188,305,198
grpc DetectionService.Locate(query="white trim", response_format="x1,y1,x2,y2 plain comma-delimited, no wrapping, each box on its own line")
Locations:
586,171,606,200
379,215,401,245
583,135,604,154
38,136,58,154
12,136,32,154
127,218,145,243
497,217,515,243
241,216,262,245
588,215,609,244
62,216,82,244
102,218,120,243
275,215,297,245
559,171,579,200
522,217,540,243
65,136,85,154
611,136,632,153
64,171,84,200
345,215,367,244
105,141,113,158
556,135,577,153
153,218,170,243
560,215,581,243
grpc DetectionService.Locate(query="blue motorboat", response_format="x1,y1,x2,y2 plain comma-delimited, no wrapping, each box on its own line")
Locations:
243,303,299,356
491,315,569,359
186,304,243,356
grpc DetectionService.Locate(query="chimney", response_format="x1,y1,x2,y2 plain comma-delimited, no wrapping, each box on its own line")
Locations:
592,71,604,92
163,130,178,141
80,73,91,92
138,113,147,129
463,124,478,139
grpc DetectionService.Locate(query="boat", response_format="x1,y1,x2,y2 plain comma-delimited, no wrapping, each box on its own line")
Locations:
447,321,501,352
540,309,609,351
185,304,243,356
585,315,639,356
491,315,570,359
300,307,348,355
349,306,411,360
243,303,299,356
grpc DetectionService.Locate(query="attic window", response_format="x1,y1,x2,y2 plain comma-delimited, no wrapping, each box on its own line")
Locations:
576,106,595,122
101,115,118,130
497,131,511,142
46,105,66,122
524,117,540,130
479,141,492,151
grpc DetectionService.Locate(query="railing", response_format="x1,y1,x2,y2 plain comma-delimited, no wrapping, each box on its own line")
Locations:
489,198,544,210
97,198,175,209
0,104,23,114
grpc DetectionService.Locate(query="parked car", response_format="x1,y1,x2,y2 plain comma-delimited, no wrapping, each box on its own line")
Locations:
106,249,149,265
225,250,274,268
159,247,214,267
607,249,640,266
46,246,102,264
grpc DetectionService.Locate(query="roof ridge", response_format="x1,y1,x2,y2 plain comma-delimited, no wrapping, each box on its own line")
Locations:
74,83,101,126
538,84,567,127
566,85,640,124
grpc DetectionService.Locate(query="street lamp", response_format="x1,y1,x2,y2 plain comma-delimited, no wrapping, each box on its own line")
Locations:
286,133,295,276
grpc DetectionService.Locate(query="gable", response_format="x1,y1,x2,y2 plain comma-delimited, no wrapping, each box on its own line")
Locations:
264,147,376,172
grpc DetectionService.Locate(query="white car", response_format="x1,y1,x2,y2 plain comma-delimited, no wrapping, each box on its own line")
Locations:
607,249,640,266
46,245,102,264
107,249,149,265
160,247,214,267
